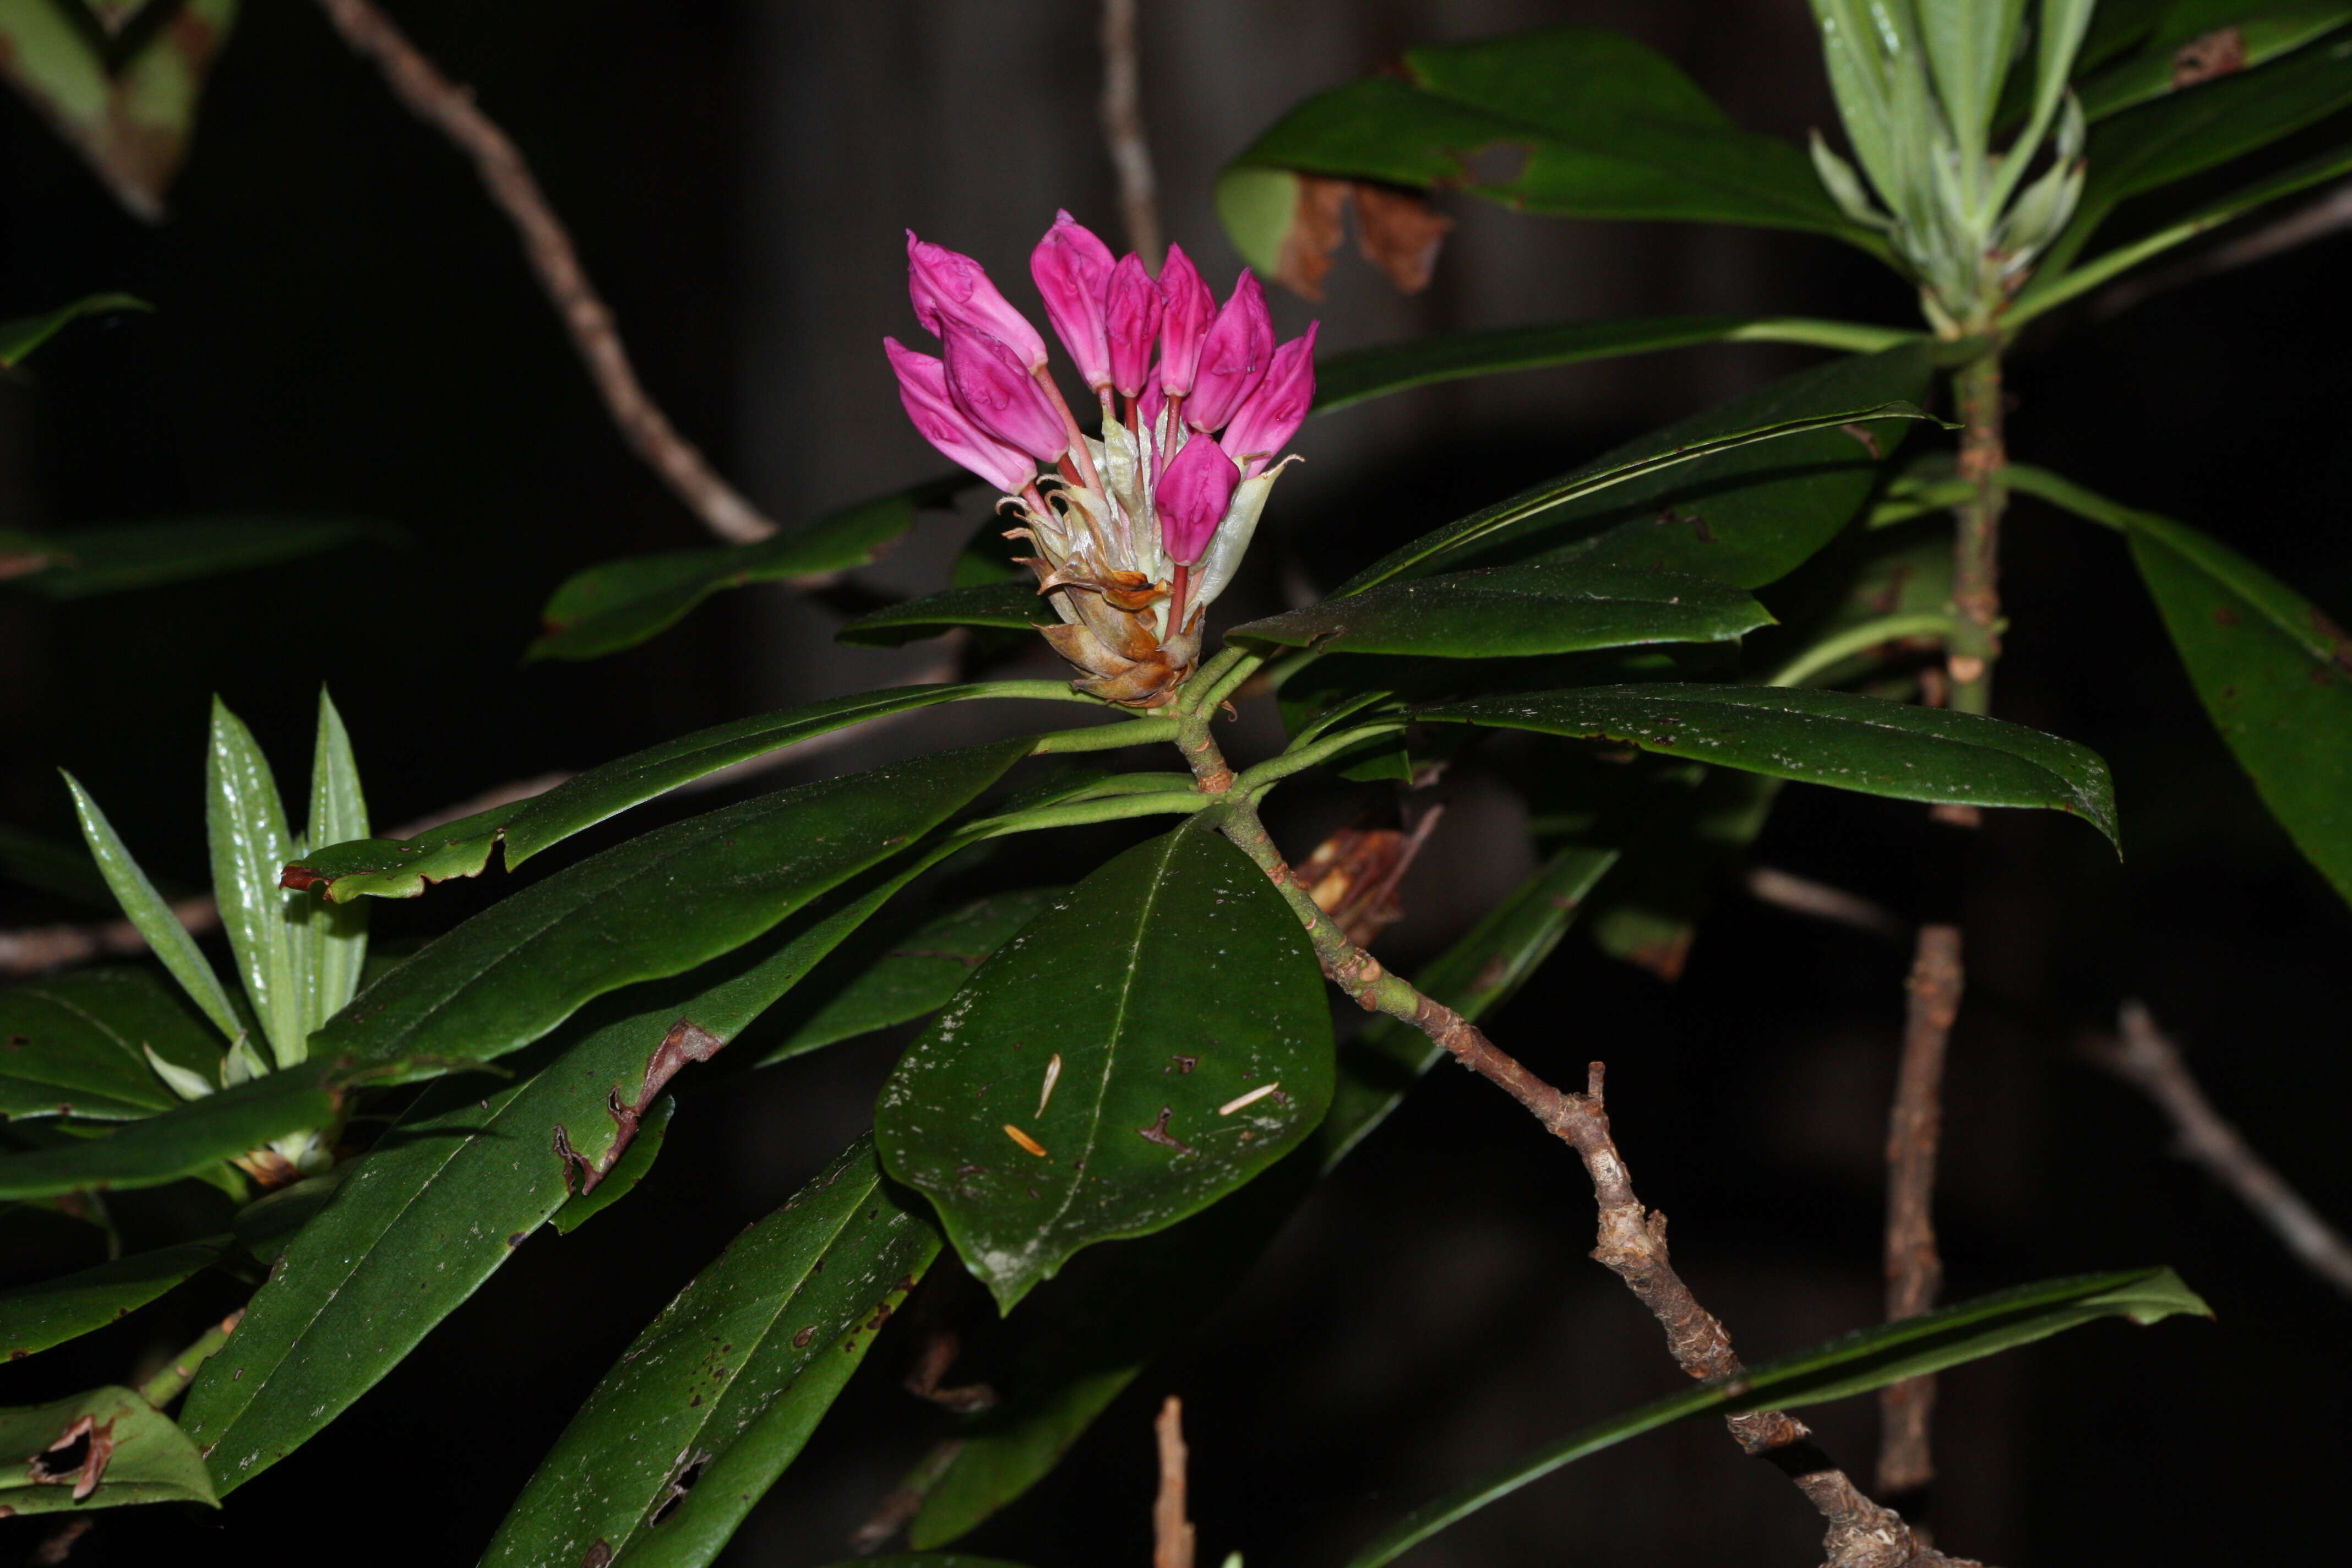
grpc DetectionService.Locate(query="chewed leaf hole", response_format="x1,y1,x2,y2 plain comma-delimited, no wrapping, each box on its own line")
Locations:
649,1449,709,1527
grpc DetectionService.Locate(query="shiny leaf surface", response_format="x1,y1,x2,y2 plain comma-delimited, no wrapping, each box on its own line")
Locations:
1229,562,1770,658
483,1135,940,1567
0,967,223,1122
0,1070,339,1199
878,825,1333,1313
837,582,1058,647
1419,685,2119,844
304,740,1032,1074
290,686,1036,900
0,1239,228,1361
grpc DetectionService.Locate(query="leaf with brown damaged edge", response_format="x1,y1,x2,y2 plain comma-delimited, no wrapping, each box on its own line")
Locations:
903,837,1623,1548
1346,1267,2208,1568
0,1386,216,1515
0,1239,229,1363
0,1069,341,1201
550,1095,675,1234
287,686,1023,902
483,1135,940,1568
301,739,1033,1078
184,820,1014,1493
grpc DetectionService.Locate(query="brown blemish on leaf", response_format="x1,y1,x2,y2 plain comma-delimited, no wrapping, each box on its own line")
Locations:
279,865,330,894
1139,1106,1195,1155
556,1017,727,1195
2211,606,2240,627
1838,423,1883,459
792,1325,817,1348
579,1540,614,1567
1625,932,1695,984
2311,608,2352,672
27,1413,116,1501
2173,28,2245,88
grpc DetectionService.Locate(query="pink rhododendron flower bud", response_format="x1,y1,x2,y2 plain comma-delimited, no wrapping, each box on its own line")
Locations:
942,325,1068,463
1104,253,1162,398
1137,375,1167,433
1219,321,1318,475
1154,243,1216,398
907,230,1049,369
1031,211,1117,390
1156,432,1242,565
884,337,1036,496
1185,271,1275,433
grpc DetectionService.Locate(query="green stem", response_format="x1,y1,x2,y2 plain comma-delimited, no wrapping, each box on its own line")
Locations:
1028,717,1182,755
968,679,1121,705
1722,318,1921,353
970,791,1207,839
1179,646,1251,715
141,1310,243,1407
1947,348,2008,715
1766,614,1958,688
1195,649,1267,715
1236,722,1407,792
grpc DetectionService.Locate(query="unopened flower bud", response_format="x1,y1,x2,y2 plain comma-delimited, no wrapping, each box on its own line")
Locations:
943,325,1068,463
907,230,1049,369
1156,433,1241,565
1185,271,1275,433
1104,253,1162,398
1220,321,1317,475
1031,211,1117,390
884,337,1036,496
1155,243,1216,399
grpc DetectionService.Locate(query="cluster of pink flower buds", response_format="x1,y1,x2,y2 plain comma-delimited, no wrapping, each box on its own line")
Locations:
886,212,1316,706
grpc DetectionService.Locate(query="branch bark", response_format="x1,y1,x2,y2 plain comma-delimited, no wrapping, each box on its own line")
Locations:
2090,179,2352,324
1099,0,1162,268
1170,710,1985,1568
1947,350,2007,716
1152,1395,1195,1568
2089,1001,2352,1299
1879,923,1964,1495
312,0,778,545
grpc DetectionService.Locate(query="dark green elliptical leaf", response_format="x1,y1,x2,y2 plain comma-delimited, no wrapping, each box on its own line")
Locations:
531,479,966,660
0,1238,229,1360
2129,508,2352,904
184,810,1038,1493
0,967,224,1122
1216,25,1871,279
0,1070,342,1200
303,740,1033,1075
2075,3,2352,120
9,518,390,599
903,838,1624,1548
878,825,1333,1313
0,1386,217,1515
1350,1268,2208,1568
1419,685,2119,845
483,1135,940,1568
290,687,1027,901
1309,316,1917,413
1228,563,1770,658
839,582,1059,647
1329,345,1939,597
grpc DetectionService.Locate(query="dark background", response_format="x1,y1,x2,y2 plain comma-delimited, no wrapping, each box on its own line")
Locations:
3,2,2348,1564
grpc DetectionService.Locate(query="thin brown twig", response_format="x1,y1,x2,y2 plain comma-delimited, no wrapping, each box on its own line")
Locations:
1099,0,1163,268
1879,923,1964,1496
1152,1395,1196,1568
1745,865,1910,943
2088,1001,2352,1299
1172,712,1981,1567
311,0,779,547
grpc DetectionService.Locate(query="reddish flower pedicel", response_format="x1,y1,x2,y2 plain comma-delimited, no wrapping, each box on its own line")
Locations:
889,217,1314,706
